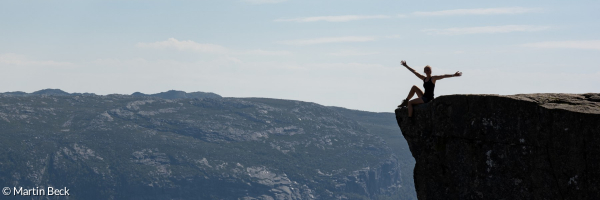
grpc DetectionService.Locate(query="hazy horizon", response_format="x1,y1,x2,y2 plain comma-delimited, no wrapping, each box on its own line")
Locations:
1,0,598,112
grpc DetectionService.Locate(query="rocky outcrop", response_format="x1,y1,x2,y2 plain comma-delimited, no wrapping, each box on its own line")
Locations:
339,156,403,197
395,94,600,199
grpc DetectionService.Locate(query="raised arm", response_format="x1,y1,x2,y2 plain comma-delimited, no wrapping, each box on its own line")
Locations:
433,71,462,81
401,60,425,80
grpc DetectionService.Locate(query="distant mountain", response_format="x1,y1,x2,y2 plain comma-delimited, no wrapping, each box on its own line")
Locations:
3,89,95,96
32,88,72,95
2,89,221,99
329,107,416,199
132,90,222,99
0,91,415,199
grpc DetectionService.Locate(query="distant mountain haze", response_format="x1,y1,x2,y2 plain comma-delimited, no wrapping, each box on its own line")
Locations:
0,89,416,199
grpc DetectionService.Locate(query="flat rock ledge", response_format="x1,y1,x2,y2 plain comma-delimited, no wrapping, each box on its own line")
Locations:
395,93,600,200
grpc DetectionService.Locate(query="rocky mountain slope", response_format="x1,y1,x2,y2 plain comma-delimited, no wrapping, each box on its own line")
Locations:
395,93,600,200
0,89,416,199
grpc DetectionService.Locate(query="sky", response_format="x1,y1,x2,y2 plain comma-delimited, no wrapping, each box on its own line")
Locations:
0,0,599,112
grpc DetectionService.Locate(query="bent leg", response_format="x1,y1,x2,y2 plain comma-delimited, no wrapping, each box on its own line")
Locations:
407,98,424,117
405,85,424,101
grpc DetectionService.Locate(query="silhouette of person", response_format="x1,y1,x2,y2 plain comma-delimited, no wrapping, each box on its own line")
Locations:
398,60,462,117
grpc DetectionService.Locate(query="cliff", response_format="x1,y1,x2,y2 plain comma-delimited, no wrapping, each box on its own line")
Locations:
395,93,600,199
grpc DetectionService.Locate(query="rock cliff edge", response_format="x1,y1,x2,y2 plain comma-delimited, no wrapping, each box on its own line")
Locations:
395,94,600,199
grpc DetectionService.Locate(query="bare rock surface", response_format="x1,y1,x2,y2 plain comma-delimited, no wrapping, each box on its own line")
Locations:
395,93,600,200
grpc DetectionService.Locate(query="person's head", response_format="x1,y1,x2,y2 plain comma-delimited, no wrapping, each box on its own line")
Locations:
424,65,432,76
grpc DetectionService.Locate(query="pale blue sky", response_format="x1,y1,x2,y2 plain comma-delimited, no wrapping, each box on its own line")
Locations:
1,0,599,112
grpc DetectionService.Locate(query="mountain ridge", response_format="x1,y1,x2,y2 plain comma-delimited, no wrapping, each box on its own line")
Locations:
0,89,416,199
2,89,222,99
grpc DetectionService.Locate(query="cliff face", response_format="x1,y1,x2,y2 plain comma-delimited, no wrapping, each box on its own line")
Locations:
395,94,600,200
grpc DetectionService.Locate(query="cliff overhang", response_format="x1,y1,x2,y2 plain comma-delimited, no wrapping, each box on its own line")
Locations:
395,93,600,199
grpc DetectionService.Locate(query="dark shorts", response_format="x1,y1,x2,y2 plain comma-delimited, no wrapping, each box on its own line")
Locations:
422,96,433,103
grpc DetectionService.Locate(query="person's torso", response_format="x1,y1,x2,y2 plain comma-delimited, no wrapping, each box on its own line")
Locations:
423,77,435,98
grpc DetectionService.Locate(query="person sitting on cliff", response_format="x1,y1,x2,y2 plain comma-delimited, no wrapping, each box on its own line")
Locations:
398,60,462,117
